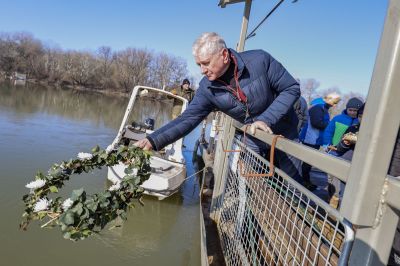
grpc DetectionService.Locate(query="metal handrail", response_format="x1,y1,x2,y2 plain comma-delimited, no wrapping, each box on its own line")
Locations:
232,121,351,183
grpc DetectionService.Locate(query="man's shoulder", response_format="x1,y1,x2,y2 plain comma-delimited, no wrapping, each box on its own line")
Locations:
238,49,270,62
198,77,211,89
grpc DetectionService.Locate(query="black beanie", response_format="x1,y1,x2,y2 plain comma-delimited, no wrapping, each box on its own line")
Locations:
182,79,190,85
357,104,365,116
346,97,363,109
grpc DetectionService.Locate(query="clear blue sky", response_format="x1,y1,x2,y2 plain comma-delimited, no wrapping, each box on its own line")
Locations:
0,0,388,95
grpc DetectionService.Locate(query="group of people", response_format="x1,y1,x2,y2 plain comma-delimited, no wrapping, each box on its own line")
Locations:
299,94,364,207
133,31,400,264
135,32,370,199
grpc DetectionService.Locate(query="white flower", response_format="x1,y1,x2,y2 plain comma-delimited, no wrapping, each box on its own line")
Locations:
108,183,121,191
132,168,138,176
77,152,93,160
34,198,50,212
62,198,74,211
106,144,114,154
26,179,46,190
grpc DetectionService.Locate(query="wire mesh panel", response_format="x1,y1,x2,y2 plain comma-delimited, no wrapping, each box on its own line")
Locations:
216,138,354,266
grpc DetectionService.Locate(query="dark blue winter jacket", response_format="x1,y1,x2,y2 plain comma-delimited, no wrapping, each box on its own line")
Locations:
148,49,300,151
299,99,330,146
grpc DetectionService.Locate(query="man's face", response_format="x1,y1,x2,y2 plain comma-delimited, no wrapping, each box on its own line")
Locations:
195,48,229,81
182,83,189,90
347,108,358,118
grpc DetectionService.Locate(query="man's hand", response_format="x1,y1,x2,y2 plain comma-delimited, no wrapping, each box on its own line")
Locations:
249,121,273,135
134,138,153,151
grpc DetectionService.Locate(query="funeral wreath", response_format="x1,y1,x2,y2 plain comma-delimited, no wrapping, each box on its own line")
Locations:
20,145,151,241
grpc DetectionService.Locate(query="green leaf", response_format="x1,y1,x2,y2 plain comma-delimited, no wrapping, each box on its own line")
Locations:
71,188,84,201
124,167,134,175
86,201,98,212
143,150,153,156
49,186,58,193
72,203,83,215
91,146,100,153
60,212,75,225
63,231,71,239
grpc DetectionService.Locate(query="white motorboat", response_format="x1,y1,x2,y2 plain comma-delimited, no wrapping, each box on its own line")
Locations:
107,85,188,200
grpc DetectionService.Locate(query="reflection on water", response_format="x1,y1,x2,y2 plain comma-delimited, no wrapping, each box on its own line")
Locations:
0,82,200,266
0,81,128,129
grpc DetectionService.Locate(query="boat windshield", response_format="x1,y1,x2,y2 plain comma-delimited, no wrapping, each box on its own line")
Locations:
127,88,185,130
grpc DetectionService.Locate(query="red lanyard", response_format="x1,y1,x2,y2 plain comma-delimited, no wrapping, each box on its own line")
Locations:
217,54,247,103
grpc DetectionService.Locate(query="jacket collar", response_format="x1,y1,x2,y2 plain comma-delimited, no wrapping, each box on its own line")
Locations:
229,49,245,78
207,48,246,89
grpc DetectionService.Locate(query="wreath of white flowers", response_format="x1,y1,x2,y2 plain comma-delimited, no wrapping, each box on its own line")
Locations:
20,145,151,241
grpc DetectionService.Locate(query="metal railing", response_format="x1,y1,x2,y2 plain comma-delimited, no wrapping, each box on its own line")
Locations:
215,137,354,265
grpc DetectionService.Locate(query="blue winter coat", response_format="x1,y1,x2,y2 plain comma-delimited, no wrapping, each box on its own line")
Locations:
300,100,330,146
323,110,359,146
148,49,300,151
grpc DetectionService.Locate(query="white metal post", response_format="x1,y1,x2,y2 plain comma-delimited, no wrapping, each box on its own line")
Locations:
341,0,400,264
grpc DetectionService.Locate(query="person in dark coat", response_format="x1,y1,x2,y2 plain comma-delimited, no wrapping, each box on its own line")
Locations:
335,103,365,158
179,78,195,102
299,93,341,190
135,32,304,184
293,95,308,133
323,97,363,148
328,104,364,208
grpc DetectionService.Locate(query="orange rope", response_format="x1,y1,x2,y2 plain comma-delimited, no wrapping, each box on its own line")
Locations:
239,135,283,178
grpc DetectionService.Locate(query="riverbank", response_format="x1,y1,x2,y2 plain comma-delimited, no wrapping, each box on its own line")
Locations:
0,74,131,99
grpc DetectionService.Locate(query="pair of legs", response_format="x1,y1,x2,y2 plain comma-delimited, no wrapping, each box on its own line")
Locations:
301,142,320,190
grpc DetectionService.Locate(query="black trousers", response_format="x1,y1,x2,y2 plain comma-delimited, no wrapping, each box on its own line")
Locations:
301,142,320,183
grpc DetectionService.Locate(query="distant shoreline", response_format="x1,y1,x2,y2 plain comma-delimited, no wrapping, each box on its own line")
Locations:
1,75,130,98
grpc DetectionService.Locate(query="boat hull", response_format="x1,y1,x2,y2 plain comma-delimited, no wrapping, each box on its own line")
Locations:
107,156,186,200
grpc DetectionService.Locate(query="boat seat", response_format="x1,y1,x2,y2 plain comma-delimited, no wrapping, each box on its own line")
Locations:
123,127,147,141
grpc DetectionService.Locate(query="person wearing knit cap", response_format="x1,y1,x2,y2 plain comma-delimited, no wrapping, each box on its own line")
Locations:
335,103,365,157
179,78,195,102
323,97,363,148
325,99,363,209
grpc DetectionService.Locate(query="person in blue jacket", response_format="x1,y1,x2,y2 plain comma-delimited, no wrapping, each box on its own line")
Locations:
323,97,363,148
299,93,341,190
135,32,304,184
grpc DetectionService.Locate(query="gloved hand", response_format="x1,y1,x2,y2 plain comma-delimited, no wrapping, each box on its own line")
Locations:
249,121,273,135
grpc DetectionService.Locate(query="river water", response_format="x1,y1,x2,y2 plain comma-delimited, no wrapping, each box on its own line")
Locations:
0,82,201,265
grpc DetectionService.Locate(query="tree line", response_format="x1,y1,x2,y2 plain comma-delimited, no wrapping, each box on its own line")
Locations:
0,32,191,93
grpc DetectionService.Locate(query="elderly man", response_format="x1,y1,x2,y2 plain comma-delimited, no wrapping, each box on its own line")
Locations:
135,32,303,184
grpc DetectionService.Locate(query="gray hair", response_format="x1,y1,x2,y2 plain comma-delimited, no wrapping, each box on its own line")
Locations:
192,32,227,58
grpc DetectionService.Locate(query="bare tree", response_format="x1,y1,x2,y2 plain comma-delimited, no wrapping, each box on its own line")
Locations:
0,33,19,75
42,47,64,83
149,52,188,90
12,32,44,77
114,48,152,92
62,51,98,86
96,46,116,89
300,78,320,104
